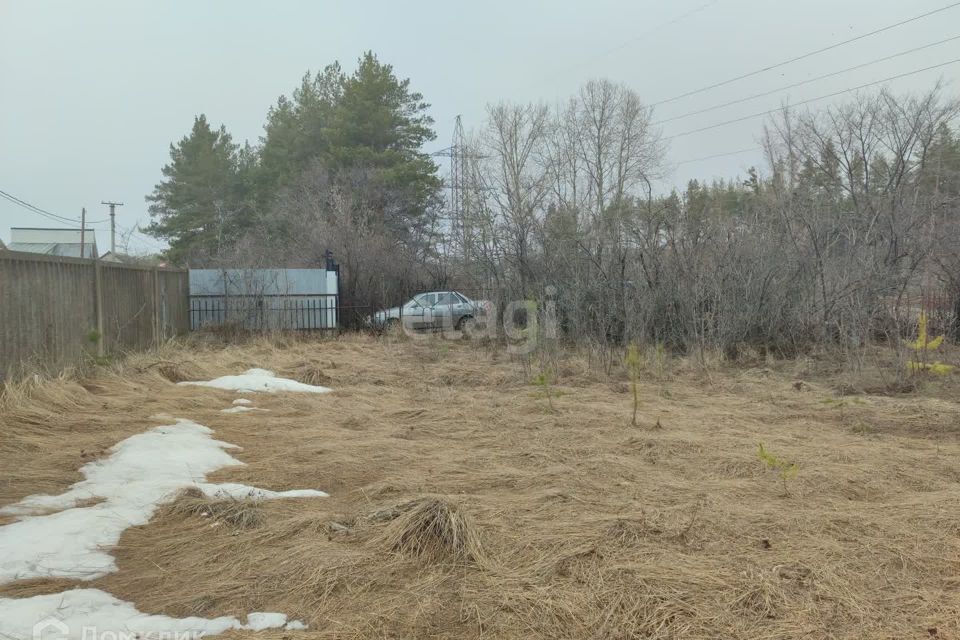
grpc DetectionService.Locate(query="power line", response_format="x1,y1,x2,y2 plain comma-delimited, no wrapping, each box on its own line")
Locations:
651,1,960,107
0,191,74,223
0,188,80,225
0,193,69,225
0,187,112,227
662,57,960,141
562,1,718,75
531,0,721,94
674,147,762,166
654,35,960,125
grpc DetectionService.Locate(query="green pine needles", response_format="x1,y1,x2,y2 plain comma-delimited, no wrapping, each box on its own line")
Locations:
757,442,799,496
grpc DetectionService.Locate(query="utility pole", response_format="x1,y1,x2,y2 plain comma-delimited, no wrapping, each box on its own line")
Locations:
101,201,123,253
79,208,86,259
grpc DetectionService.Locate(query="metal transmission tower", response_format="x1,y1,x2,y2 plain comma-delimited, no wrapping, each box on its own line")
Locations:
431,116,484,261
449,116,472,261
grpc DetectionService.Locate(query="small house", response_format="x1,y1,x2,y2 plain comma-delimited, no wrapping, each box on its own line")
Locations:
7,227,98,259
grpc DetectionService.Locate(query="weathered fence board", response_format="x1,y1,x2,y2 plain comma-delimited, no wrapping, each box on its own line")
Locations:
0,250,188,381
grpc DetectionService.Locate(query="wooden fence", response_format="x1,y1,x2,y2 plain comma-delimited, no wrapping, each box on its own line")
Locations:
0,250,189,381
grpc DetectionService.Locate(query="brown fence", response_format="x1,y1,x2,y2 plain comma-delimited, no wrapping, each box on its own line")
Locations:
0,250,189,381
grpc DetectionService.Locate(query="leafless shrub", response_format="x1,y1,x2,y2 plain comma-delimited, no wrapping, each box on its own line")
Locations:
212,83,960,373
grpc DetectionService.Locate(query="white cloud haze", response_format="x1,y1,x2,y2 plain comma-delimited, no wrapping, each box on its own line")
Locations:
1,0,957,253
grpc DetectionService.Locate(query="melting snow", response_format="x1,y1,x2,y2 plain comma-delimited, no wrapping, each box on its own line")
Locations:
220,406,268,413
222,398,267,412
284,620,309,631
0,589,307,639
179,368,332,394
244,612,295,632
205,483,326,500
0,419,327,584
0,373,325,637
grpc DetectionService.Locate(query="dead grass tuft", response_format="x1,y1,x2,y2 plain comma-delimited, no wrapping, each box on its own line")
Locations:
731,569,789,620
163,487,265,530
285,361,332,386
153,361,203,384
378,497,485,565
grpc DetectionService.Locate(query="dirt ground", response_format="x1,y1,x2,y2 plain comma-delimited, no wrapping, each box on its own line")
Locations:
2,334,960,639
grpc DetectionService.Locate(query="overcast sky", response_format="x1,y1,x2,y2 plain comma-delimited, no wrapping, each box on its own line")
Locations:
1,0,958,253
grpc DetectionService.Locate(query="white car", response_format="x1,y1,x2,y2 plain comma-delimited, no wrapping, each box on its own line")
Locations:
369,291,490,333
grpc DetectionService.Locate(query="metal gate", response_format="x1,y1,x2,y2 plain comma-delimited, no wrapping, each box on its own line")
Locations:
189,294,338,330
188,268,339,331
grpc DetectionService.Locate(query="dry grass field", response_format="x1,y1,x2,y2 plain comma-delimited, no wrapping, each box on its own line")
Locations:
2,334,960,639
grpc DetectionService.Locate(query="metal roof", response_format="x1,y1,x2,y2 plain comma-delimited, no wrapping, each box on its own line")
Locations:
6,242,98,259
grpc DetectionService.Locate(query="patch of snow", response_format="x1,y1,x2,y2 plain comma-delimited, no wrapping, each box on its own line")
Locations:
284,620,309,631
219,406,268,414
244,612,289,632
0,419,327,584
232,399,253,406
201,483,328,500
0,588,306,639
179,369,332,394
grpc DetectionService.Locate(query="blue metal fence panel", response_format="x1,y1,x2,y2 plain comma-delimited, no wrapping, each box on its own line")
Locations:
188,268,338,331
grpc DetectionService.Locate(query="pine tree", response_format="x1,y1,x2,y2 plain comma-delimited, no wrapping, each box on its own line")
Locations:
255,64,345,202
146,53,443,263
325,52,441,237
145,115,245,262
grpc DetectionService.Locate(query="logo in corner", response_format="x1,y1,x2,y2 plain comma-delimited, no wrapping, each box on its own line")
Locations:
32,618,69,640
